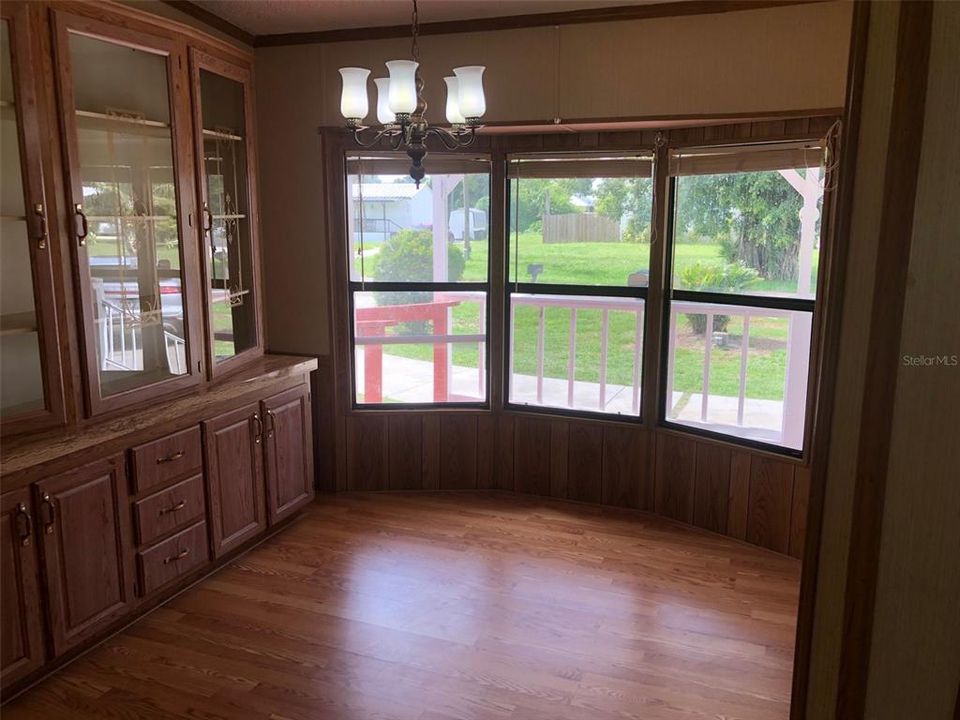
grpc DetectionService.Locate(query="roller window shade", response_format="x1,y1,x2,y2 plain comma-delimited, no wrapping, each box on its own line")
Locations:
507,152,653,179
346,152,490,176
669,142,825,176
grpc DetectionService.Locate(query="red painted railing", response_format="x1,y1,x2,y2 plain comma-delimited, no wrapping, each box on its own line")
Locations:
355,299,463,403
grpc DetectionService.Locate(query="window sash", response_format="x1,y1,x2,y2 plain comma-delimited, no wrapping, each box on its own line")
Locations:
505,289,646,420
349,289,490,408
659,292,815,455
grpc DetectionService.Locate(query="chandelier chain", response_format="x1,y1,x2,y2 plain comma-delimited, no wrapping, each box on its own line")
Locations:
411,0,426,119
411,0,420,65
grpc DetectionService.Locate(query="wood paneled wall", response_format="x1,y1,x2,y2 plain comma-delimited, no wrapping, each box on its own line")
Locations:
336,408,809,558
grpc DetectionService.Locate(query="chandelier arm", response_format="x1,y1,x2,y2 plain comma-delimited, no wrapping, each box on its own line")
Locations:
427,126,464,151
461,127,479,148
351,126,400,149
427,126,479,151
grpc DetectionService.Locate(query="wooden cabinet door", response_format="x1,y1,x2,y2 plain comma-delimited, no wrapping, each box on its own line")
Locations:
203,402,266,557
1,2,67,436
0,488,44,691
263,385,314,525
50,8,204,415
35,454,134,657
189,48,263,378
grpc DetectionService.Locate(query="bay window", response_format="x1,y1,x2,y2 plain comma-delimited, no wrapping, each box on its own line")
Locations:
339,132,832,458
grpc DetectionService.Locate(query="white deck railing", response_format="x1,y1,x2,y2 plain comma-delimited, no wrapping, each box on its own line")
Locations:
510,294,645,414
666,300,807,445
508,294,807,445
358,293,807,446
97,297,186,374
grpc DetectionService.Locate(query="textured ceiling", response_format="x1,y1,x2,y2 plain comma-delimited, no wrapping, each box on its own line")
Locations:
190,0,674,36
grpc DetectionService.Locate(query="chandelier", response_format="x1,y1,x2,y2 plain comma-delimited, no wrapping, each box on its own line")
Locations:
337,0,486,186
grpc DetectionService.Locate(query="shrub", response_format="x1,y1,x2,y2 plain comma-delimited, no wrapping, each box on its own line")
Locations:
678,262,759,335
371,229,465,333
372,228,464,285
622,225,651,244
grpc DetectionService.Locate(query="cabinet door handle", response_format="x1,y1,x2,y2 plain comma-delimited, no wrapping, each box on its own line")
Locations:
253,413,263,444
202,202,213,233
163,548,190,565
39,492,56,535
15,503,32,546
156,450,185,464
33,203,48,250
74,204,89,247
266,409,276,439
158,500,186,516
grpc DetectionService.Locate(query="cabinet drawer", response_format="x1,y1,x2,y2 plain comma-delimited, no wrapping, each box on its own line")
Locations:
130,427,202,494
137,521,209,597
133,474,205,546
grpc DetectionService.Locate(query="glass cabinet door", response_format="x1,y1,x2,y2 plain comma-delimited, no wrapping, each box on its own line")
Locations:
53,13,201,412
1,4,65,433
191,51,261,374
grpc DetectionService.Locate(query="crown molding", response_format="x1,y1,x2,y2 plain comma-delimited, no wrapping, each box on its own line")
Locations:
249,0,833,48
161,0,255,46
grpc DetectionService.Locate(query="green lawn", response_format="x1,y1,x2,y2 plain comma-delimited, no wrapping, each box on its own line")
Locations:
364,233,801,404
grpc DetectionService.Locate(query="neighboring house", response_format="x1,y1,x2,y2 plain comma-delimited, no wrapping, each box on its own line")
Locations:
350,181,487,244
351,182,432,244
570,194,596,212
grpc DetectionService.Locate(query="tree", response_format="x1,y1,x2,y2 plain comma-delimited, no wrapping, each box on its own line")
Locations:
594,177,653,241
511,178,591,232
677,171,804,281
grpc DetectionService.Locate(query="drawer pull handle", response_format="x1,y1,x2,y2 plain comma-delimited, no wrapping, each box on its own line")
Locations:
159,500,186,516
163,548,190,565
156,450,185,464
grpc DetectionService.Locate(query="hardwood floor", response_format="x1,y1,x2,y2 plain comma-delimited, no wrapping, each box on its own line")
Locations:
4,492,801,720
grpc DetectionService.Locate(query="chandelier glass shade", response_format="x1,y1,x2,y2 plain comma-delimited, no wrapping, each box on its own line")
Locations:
337,0,486,185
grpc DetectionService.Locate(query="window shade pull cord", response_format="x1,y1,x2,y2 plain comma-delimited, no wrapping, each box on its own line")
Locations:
358,158,366,292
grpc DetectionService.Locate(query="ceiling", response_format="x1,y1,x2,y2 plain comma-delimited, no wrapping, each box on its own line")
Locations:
190,0,678,37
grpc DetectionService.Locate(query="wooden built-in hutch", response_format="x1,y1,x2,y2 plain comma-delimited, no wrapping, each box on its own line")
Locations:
0,1,315,699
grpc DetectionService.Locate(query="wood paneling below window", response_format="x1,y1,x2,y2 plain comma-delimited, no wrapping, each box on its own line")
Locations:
339,410,807,557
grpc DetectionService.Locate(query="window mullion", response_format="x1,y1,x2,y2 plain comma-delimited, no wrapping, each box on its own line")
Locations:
642,143,674,428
